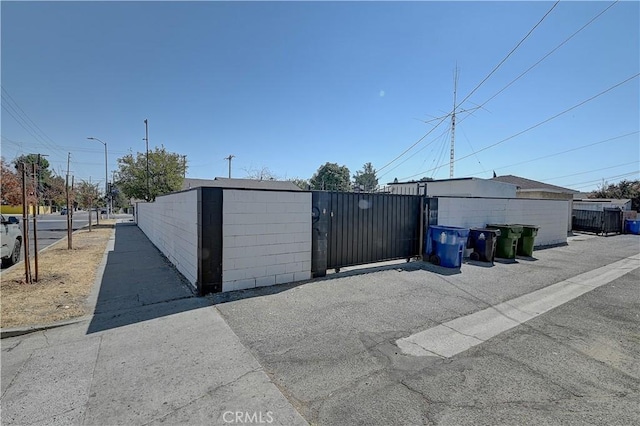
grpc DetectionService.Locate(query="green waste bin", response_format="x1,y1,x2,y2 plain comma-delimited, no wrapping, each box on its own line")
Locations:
486,224,523,259
516,224,539,257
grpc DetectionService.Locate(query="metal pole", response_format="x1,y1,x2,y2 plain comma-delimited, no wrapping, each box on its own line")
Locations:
104,142,109,219
21,164,32,283
87,138,109,218
88,177,93,232
144,119,149,201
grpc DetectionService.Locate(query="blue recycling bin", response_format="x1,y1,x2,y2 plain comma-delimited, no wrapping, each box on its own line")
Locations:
625,219,640,235
425,225,470,268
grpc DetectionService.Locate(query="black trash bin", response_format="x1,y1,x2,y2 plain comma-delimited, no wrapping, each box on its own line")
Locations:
467,228,501,263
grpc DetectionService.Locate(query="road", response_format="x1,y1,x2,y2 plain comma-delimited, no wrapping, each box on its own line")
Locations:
1,212,132,269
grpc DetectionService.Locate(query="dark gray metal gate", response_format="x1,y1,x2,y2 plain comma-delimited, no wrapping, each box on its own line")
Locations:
311,191,422,277
572,208,623,235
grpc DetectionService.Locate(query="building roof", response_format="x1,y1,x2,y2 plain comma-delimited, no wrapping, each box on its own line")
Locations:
182,177,302,191
574,198,631,204
387,177,475,185
491,175,578,194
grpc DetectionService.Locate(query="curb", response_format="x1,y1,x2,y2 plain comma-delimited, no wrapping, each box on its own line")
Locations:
1,316,91,339
0,222,119,339
0,222,109,274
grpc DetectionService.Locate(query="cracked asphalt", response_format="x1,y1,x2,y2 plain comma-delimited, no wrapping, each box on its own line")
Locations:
1,223,305,426
1,226,639,425
214,234,640,425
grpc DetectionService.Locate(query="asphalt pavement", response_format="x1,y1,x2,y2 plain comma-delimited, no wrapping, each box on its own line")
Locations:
1,212,128,269
1,222,305,426
1,227,639,425
213,233,640,425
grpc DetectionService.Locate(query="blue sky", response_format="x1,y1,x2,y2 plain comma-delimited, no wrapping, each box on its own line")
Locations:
2,1,638,192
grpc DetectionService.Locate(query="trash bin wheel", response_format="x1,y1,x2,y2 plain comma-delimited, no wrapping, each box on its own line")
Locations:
334,268,341,273
429,254,441,265
470,252,480,261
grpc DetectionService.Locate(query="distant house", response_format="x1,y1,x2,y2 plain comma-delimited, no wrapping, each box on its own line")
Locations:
491,175,579,232
491,175,579,200
181,177,302,192
386,177,517,198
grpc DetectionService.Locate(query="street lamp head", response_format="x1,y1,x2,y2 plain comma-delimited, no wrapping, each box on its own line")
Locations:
88,137,106,146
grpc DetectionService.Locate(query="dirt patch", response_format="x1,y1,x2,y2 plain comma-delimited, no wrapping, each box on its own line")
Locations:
1,221,115,329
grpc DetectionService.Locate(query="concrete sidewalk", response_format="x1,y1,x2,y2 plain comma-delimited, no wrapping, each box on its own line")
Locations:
1,223,306,425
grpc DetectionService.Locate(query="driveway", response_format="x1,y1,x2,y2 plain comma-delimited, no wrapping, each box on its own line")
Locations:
214,234,640,425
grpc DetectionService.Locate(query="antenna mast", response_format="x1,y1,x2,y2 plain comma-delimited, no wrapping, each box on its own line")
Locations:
450,66,459,179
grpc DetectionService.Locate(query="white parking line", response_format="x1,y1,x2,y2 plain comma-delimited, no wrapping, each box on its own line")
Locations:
397,254,640,358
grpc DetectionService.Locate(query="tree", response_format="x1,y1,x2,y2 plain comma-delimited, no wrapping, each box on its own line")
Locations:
116,146,187,202
590,179,640,211
1,157,22,205
289,178,309,190
310,162,351,191
76,180,100,210
353,162,378,192
42,174,67,208
244,166,279,181
111,183,129,210
13,154,53,185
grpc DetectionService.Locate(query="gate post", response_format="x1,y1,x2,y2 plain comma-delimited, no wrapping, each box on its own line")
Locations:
311,191,330,277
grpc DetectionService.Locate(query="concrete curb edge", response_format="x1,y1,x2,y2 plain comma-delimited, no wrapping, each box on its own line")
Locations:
1,222,118,339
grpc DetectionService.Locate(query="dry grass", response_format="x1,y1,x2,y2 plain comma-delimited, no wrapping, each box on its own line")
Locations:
0,221,116,329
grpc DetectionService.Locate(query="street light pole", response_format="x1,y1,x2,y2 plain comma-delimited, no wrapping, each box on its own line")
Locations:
144,119,149,201
87,137,109,219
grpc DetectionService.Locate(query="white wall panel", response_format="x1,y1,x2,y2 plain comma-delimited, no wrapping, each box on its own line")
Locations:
136,190,199,289
436,197,568,247
222,190,312,292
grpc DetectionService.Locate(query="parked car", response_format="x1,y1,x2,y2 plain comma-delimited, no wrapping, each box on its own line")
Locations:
1,214,22,267
61,207,68,215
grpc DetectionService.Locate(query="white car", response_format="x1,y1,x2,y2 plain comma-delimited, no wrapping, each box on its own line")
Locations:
1,214,22,267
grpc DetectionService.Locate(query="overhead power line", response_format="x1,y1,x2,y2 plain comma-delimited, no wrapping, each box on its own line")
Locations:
461,0,620,115
466,131,639,177
456,0,560,108
377,115,450,173
377,1,560,175
1,88,69,164
401,73,640,180
543,160,639,181
378,1,617,176
378,126,451,179
568,170,640,189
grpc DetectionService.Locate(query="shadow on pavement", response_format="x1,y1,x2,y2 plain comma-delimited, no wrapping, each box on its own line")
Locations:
210,259,464,305
87,223,210,334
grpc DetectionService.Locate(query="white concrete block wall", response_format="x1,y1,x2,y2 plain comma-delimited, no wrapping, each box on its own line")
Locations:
222,190,312,292
136,190,199,289
389,178,517,198
436,197,568,247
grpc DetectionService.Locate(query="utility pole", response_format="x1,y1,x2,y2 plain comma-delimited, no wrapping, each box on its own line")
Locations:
144,119,150,201
450,66,459,179
21,163,32,284
181,155,187,178
224,155,235,179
